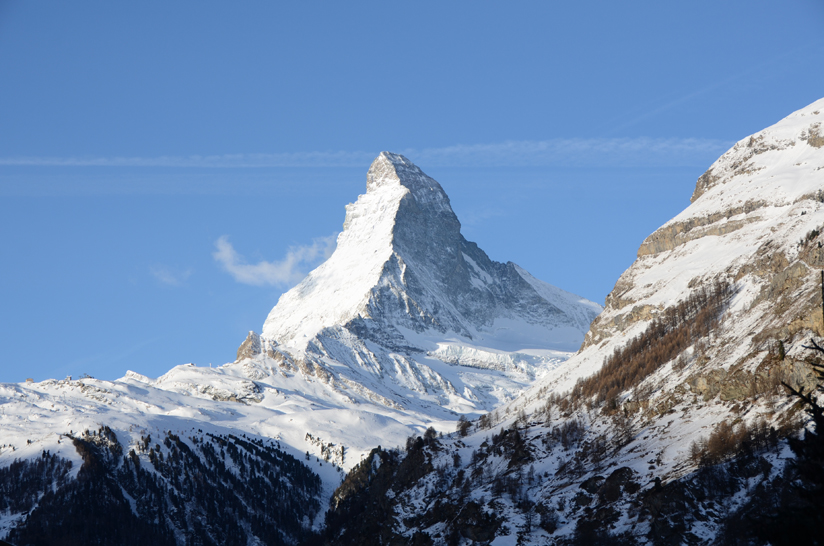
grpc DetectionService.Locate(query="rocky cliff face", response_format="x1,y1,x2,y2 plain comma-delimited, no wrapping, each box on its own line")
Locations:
313,99,824,546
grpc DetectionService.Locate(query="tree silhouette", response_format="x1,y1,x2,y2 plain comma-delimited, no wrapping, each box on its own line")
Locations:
776,270,824,545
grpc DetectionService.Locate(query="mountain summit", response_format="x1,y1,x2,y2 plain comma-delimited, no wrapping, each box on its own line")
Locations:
263,152,600,355
254,152,601,414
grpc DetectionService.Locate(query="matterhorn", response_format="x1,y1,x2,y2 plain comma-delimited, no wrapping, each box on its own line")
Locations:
244,151,602,416
0,152,600,545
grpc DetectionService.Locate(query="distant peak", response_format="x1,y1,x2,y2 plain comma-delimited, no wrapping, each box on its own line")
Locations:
367,152,429,189
373,151,417,169
365,152,453,213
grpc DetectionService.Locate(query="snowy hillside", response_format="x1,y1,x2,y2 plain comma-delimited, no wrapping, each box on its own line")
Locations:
546,97,824,394
0,153,601,545
315,99,824,545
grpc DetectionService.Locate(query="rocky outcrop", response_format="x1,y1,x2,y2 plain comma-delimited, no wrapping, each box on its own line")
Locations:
236,330,261,361
800,121,824,148
637,202,764,257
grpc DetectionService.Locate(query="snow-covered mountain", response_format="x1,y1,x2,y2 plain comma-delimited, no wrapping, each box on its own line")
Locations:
7,92,821,545
263,152,597,352
0,153,600,545
316,100,824,545
249,151,601,415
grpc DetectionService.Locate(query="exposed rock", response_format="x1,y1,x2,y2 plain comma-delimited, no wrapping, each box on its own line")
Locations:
637,201,765,257
236,331,262,361
580,475,605,494
800,122,824,148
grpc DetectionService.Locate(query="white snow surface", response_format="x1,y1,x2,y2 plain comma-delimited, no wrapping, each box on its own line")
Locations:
261,171,406,348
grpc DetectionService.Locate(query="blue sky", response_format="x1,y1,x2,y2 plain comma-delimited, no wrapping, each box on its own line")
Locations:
2,1,823,382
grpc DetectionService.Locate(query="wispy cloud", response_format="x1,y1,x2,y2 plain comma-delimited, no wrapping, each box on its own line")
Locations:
407,138,732,167
213,235,337,287
0,137,732,169
0,151,375,168
150,265,193,286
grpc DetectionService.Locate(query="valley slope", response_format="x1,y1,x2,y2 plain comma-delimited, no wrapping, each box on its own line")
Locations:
316,99,824,545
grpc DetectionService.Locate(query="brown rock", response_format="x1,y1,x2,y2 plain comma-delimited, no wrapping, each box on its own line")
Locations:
236,331,262,361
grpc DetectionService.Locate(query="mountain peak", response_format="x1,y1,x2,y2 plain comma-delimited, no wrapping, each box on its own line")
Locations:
364,151,454,215
366,152,425,190
262,153,600,361
366,152,419,188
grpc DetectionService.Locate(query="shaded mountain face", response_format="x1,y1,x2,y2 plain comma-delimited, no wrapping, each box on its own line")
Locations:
314,100,824,545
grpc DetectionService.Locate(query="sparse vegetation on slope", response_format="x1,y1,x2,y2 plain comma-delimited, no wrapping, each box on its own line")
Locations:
572,279,733,412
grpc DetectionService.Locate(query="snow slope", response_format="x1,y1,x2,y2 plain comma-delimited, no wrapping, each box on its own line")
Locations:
0,152,601,535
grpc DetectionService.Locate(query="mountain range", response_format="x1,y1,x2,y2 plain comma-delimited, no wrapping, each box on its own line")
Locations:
0,151,600,545
1,98,823,545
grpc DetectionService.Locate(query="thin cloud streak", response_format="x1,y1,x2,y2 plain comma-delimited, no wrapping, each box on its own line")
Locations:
150,265,193,286
0,137,733,169
603,41,824,135
408,138,732,167
213,235,337,287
